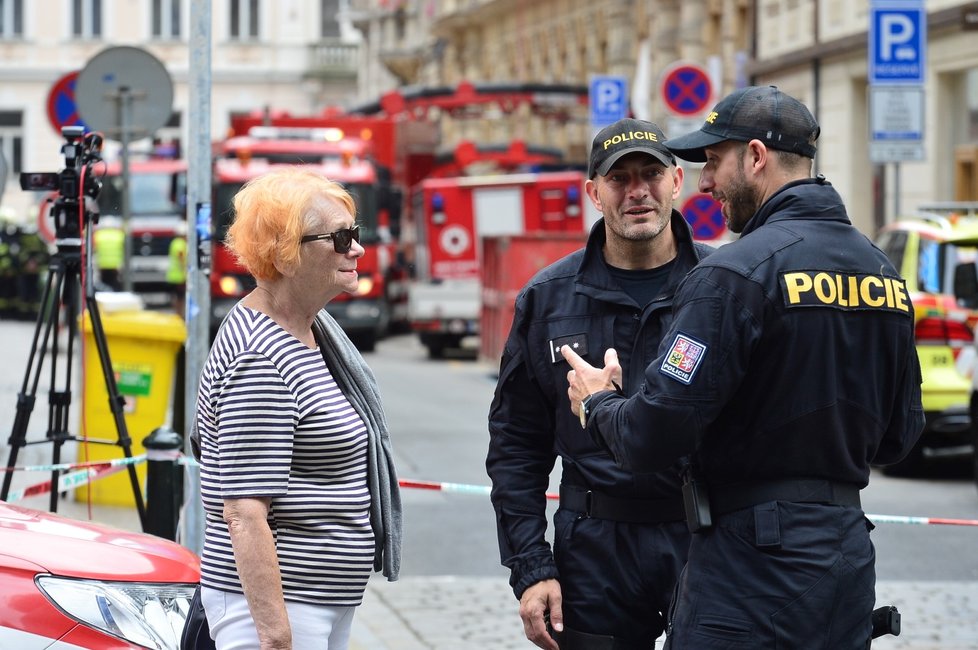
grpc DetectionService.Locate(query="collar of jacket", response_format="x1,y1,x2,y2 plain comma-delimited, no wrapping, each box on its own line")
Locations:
740,177,851,237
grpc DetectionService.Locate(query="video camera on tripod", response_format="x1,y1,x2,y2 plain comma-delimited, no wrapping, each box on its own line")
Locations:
2,125,147,528
19,125,104,245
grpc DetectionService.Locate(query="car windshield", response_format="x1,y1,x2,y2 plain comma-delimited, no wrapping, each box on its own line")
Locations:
98,171,187,216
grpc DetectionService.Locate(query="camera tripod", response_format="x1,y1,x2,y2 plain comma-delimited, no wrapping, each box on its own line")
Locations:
1,132,147,529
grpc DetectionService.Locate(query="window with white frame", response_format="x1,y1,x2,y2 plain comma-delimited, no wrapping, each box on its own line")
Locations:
321,0,340,38
153,0,182,39
0,111,23,176
229,0,259,40
72,0,102,38
0,0,23,38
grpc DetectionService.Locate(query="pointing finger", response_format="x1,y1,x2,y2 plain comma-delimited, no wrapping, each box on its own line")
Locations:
560,344,585,369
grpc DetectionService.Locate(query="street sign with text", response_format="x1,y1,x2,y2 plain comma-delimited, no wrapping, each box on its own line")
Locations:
869,1,927,85
869,86,925,162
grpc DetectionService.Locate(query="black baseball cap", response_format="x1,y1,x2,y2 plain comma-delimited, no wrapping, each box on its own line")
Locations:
588,118,675,179
666,85,820,163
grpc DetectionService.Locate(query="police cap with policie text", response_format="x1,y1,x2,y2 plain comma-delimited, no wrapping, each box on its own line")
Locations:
588,118,675,179
666,85,820,163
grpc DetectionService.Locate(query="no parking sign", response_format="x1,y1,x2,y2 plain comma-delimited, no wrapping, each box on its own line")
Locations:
682,193,725,241
46,71,88,135
660,63,713,117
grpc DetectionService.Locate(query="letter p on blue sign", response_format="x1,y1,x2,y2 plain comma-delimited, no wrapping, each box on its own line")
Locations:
589,76,628,127
869,0,926,85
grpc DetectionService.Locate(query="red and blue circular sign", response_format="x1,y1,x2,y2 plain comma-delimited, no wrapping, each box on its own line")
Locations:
662,64,713,117
46,71,88,135
682,193,725,240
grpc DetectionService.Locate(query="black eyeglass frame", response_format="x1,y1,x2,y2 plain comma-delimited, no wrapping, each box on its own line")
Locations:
300,224,361,253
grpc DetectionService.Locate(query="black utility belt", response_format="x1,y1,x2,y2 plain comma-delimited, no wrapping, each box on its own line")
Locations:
558,484,685,524
710,479,862,517
683,477,862,534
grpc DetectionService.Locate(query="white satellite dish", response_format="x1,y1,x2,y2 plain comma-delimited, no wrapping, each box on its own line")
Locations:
75,45,174,141
75,46,174,291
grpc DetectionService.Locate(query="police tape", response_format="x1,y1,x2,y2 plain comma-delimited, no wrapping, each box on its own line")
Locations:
6,457,978,527
4,462,130,503
396,479,978,527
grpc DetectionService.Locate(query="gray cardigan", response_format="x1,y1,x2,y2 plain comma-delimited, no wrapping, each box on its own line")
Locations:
312,309,402,580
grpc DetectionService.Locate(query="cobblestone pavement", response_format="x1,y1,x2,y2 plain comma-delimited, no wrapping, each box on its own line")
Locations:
349,577,978,650
7,454,978,649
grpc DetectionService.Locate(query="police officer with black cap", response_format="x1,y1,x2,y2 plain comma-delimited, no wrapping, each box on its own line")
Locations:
487,118,713,650
562,87,924,648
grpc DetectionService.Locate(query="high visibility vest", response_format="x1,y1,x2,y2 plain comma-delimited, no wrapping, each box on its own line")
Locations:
93,227,125,270
167,236,187,284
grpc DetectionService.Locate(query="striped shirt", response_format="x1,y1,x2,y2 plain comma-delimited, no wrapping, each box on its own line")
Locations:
196,304,373,606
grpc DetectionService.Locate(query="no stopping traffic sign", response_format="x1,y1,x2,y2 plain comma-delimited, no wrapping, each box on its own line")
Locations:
682,193,725,240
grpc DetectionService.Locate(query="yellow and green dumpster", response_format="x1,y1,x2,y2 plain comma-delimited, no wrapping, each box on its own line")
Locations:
77,307,186,506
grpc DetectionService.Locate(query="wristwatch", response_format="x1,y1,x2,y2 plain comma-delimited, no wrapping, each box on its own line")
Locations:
579,393,594,428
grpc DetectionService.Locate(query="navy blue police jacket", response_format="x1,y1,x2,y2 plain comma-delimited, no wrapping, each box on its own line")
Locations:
487,211,714,598
585,178,925,488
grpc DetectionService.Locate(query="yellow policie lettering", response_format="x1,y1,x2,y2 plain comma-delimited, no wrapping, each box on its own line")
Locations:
782,271,910,312
603,131,660,150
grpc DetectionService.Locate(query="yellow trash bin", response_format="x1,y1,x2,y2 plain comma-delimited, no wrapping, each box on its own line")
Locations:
76,308,186,506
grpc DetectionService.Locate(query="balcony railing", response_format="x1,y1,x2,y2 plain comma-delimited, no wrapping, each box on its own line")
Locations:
306,40,359,80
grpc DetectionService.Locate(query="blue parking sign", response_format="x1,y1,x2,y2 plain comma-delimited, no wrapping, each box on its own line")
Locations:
869,1,926,85
589,76,628,126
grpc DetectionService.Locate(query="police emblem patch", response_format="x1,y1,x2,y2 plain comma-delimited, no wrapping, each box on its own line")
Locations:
660,333,707,385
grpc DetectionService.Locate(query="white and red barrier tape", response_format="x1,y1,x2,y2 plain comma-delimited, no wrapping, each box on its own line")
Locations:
4,456,978,527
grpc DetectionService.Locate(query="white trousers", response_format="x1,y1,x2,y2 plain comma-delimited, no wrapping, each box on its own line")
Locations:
200,586,356,649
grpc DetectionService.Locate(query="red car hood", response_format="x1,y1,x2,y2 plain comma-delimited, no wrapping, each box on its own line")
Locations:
0,502,200,582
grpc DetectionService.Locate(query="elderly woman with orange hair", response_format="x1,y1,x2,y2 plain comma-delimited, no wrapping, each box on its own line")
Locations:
194,167,401,649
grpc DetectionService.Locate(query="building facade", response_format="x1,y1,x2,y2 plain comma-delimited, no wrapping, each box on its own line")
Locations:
0,0,361,222
3,1,975,237
353,0,978,236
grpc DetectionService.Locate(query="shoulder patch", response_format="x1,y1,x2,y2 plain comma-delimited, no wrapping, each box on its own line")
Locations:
660,333,707,385
779,270,911,314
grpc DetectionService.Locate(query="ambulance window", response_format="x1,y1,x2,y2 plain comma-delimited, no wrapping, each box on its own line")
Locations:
918,239,940,293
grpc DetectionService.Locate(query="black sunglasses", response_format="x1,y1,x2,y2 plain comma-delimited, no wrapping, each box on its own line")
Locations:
300,224,360,253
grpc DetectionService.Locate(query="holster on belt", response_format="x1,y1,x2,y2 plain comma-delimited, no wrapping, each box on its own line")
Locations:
681,461,712,534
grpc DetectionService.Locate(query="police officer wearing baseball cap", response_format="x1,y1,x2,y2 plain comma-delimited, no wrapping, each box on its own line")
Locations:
561,87,924,647
488,118,714,649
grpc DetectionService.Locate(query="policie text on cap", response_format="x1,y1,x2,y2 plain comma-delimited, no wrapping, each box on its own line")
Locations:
666,85,820,163
588,118,676,179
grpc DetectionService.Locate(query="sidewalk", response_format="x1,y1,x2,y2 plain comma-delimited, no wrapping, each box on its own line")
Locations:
350,577,978,650
8,495,978,649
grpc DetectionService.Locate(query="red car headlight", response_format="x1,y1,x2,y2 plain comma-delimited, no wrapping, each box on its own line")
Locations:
36,575,196,649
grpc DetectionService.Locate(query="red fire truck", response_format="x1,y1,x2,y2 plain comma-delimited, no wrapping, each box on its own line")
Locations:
210,128,397,350
221,82,589,349
409,170,591,358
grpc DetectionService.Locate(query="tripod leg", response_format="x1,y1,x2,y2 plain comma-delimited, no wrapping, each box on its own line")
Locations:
47,275,79,512
1,260,65,501
84,293,148,531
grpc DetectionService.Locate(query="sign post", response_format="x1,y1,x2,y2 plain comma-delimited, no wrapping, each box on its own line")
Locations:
869,0,927,217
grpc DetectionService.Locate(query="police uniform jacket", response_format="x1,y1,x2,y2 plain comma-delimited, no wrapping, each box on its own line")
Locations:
487,211,714,598
585,178,925,490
